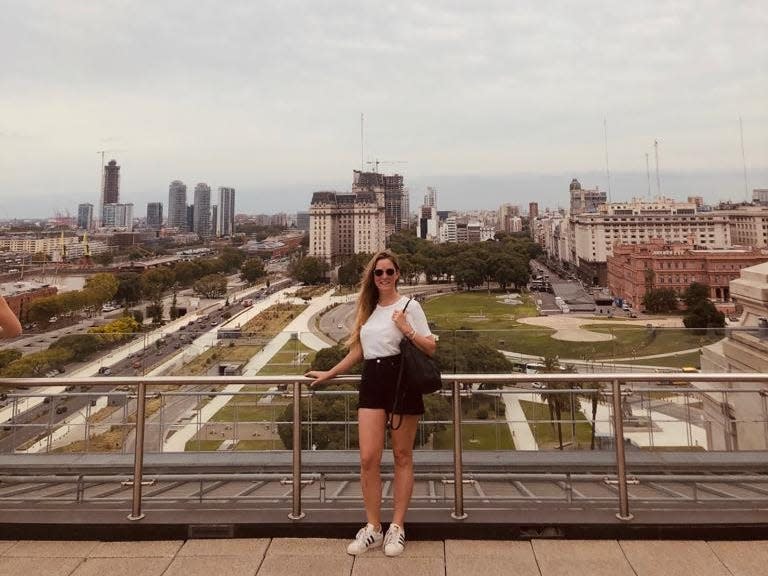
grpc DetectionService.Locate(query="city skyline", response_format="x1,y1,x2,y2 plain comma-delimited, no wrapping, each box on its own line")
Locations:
0,1,766,218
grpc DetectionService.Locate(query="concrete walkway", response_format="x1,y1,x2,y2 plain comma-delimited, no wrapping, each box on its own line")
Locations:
501,395,539,450
0,537,763,575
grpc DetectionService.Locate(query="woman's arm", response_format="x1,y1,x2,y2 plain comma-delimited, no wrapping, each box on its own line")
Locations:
0,296,22,338
392,307,437,357
304,343,363,385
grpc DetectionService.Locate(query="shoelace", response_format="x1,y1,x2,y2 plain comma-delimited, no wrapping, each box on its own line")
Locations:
356,527,377,548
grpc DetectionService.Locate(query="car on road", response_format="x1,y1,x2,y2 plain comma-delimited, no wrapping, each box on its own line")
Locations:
97,367,112,376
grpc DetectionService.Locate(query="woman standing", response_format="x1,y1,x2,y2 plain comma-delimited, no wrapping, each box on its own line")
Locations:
305,250,436,557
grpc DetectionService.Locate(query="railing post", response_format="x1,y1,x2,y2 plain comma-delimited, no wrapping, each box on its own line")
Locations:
128,380,147,521
611,379,633,521
288,380,305,520
451,379,467,520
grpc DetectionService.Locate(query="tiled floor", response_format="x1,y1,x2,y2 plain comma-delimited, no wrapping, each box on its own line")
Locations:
0,538,766,575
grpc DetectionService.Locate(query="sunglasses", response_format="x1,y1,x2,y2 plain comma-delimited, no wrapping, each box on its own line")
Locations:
373,268,396,277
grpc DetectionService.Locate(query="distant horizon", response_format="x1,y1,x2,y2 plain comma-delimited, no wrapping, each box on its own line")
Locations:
1,167,766,221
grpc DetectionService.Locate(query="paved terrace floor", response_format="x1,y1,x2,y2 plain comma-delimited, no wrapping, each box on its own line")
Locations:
0,538,766,576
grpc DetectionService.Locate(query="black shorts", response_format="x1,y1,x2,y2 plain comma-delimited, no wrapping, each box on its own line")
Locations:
359,354,425,415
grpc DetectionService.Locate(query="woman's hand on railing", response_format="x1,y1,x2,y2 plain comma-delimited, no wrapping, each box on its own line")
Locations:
304,370,333,386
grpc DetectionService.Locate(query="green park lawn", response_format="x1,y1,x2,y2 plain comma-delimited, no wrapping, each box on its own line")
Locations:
257,340,315,376
235,439,286,450
432,393,514,450
209,401,286,423
184,439,223,451
519,399,594,450
423,292,720,361
627,350,701,369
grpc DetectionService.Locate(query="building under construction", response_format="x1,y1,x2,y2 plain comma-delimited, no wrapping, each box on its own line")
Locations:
352,170,408,237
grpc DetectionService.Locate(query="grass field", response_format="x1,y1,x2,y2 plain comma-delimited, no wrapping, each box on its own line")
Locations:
423,292,720,361
519,399,594,450
174,344,261,376
433,393,514,450
242,303,307,337
184,439,223,451
626,351,701,369
209,400,287,423
257,339,315,375
235,439,285,450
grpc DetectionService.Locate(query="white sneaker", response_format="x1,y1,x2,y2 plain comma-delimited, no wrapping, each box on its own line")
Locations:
346,523,383,555
383,523,406,557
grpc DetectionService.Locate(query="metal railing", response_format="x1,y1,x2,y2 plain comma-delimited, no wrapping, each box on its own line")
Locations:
2,372,768,522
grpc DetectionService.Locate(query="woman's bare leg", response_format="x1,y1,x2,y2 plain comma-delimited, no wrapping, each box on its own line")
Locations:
390,414,420,526
357,408,387,527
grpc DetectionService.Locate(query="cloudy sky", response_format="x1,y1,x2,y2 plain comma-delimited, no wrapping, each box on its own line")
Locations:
1,1,766,218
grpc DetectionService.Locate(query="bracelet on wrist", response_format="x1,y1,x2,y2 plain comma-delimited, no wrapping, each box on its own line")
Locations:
407,328,417,340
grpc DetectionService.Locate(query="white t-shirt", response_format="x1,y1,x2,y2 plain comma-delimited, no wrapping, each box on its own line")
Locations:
359,295,432,360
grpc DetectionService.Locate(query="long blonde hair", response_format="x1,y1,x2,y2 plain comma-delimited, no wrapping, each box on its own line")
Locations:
346,249,401,349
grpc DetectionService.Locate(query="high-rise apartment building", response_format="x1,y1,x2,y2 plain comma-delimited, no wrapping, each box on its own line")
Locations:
146,202,163,230
193,183,211,238
569,178,606,215
186,205,195,232
309,189,385,266
296,212,310,232
103,160,120,204
353,170,405,238
77,203,93,230
167,180,187,230
529,202,539,219
211,205,218,237
102,203,134,231
217,187,236,237
498,204,521,233
424,187,437,208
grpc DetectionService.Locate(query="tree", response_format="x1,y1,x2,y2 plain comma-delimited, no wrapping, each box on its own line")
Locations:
537,355,574,450
194,274,228,298
684,301,725,333
240,258,266,285
27,296,62,324
220,246,246,272
83,273,119,305
337,253,370,287
289,256,329,284
683,282,710,308
115,272,142,306
642,288,678,313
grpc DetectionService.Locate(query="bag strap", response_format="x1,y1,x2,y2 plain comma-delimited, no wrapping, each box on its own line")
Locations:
387,298,413,431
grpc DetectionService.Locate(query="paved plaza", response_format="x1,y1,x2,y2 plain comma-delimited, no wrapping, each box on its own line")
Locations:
0,538,766,576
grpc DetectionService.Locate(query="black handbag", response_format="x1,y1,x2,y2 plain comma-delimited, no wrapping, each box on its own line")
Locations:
388,299,442,430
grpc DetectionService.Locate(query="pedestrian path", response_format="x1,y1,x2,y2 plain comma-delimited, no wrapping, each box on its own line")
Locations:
501,394,539,450
0,537,763,575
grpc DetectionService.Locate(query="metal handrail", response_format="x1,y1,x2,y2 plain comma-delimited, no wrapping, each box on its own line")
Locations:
1,372,768,522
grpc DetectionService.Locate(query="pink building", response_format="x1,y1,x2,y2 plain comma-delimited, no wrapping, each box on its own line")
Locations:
607,239,768,310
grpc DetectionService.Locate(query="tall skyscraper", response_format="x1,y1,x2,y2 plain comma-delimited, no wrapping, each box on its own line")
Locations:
424,186,437,208
186,205,195,232
529,202,539,219
103,160,120,204
210,205,218,237
218,186,236,237
193,183,211,238
146,202,163,230
352,170,405,238
167,180,187,230
77,203,93,230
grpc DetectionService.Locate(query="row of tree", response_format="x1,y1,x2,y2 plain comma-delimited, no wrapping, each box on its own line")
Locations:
287,231,541,289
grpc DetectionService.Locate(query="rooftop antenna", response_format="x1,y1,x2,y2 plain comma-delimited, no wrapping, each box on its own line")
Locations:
740,115,749,202
360,113,365,172
603,118,612,202
654,139,661,198
645,152,651,200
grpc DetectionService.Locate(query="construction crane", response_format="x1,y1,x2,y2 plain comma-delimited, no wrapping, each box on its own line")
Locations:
365,159,407,173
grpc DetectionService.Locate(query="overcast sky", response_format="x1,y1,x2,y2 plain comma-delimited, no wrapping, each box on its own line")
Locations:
1,1,766,219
